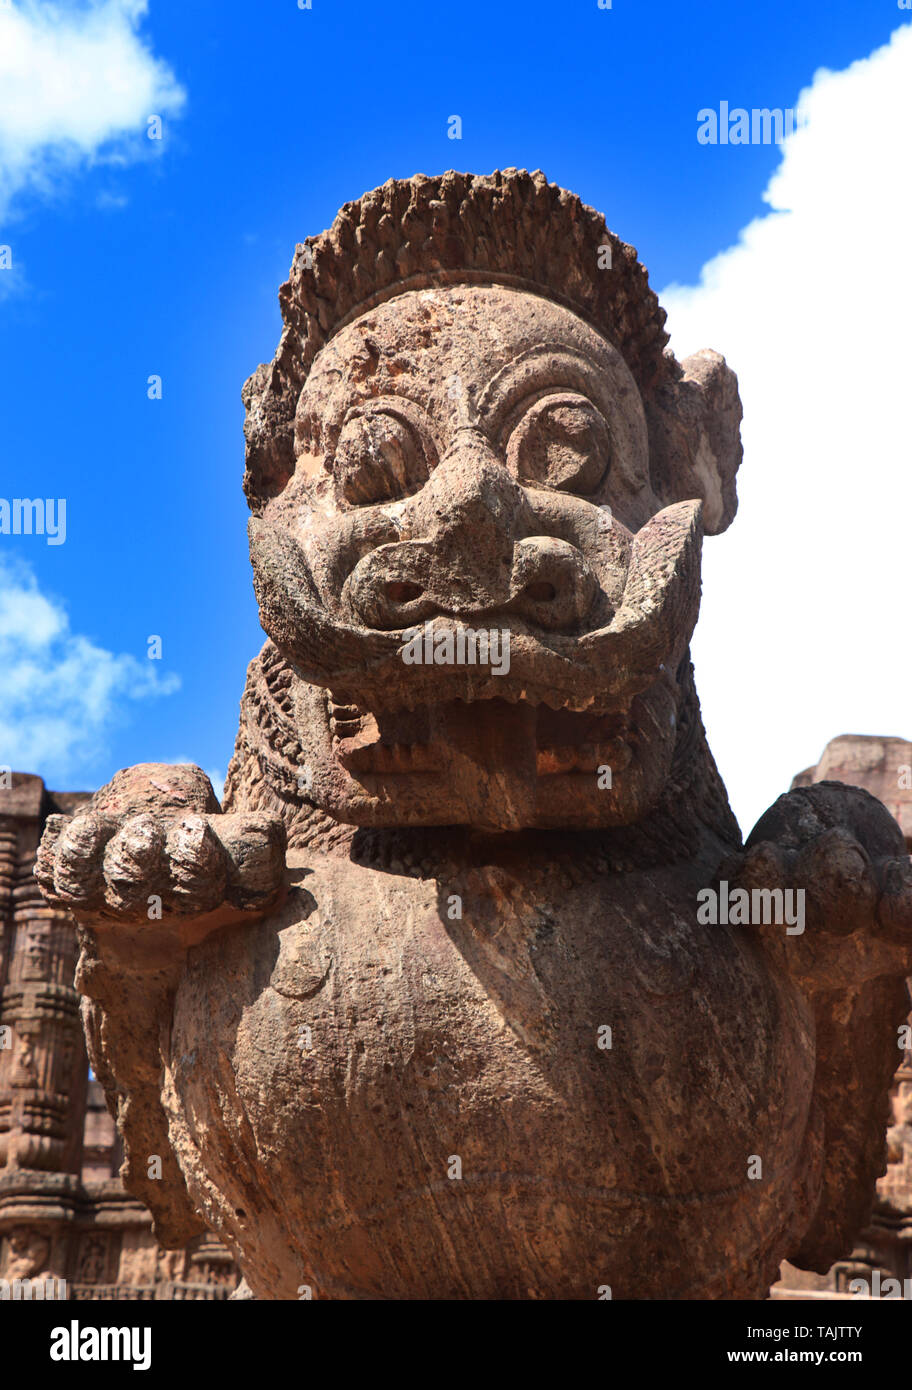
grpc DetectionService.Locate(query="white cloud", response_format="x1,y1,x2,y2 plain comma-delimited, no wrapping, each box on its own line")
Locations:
0,556,180,778
661,24,912,836
0,0,185,218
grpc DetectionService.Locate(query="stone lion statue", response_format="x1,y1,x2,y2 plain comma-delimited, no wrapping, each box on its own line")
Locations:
36,170,912,1298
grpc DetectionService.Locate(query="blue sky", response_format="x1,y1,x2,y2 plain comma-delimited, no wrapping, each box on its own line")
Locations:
1,0,910,831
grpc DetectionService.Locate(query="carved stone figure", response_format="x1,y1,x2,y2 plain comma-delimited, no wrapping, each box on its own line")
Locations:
35,171,912,1299
886,1083,912,1172
5,1226,50,1282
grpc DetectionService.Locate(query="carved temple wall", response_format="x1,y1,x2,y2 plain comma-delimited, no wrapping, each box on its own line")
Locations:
0,773,237,1300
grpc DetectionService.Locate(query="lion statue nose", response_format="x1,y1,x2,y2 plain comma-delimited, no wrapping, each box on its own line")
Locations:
506,535,598,630
345,431,599,632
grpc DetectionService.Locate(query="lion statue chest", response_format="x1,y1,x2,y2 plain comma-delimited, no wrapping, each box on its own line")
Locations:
164,847,818,1299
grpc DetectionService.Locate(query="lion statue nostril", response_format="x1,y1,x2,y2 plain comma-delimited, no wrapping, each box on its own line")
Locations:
385,581,423,603
523,581,557,602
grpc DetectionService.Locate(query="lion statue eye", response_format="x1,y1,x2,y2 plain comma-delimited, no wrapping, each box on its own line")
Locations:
507,392,611,495
334,410,429,505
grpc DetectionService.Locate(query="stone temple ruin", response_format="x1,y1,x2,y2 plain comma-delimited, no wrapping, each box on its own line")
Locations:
773,735,912,1300
20,170,912,1298
0,774,237,1299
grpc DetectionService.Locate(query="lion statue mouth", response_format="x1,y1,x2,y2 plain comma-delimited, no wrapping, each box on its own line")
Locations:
249,497,702,718
244,499,702,832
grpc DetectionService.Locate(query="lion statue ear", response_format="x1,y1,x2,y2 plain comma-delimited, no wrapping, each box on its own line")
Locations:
645,348,743,535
